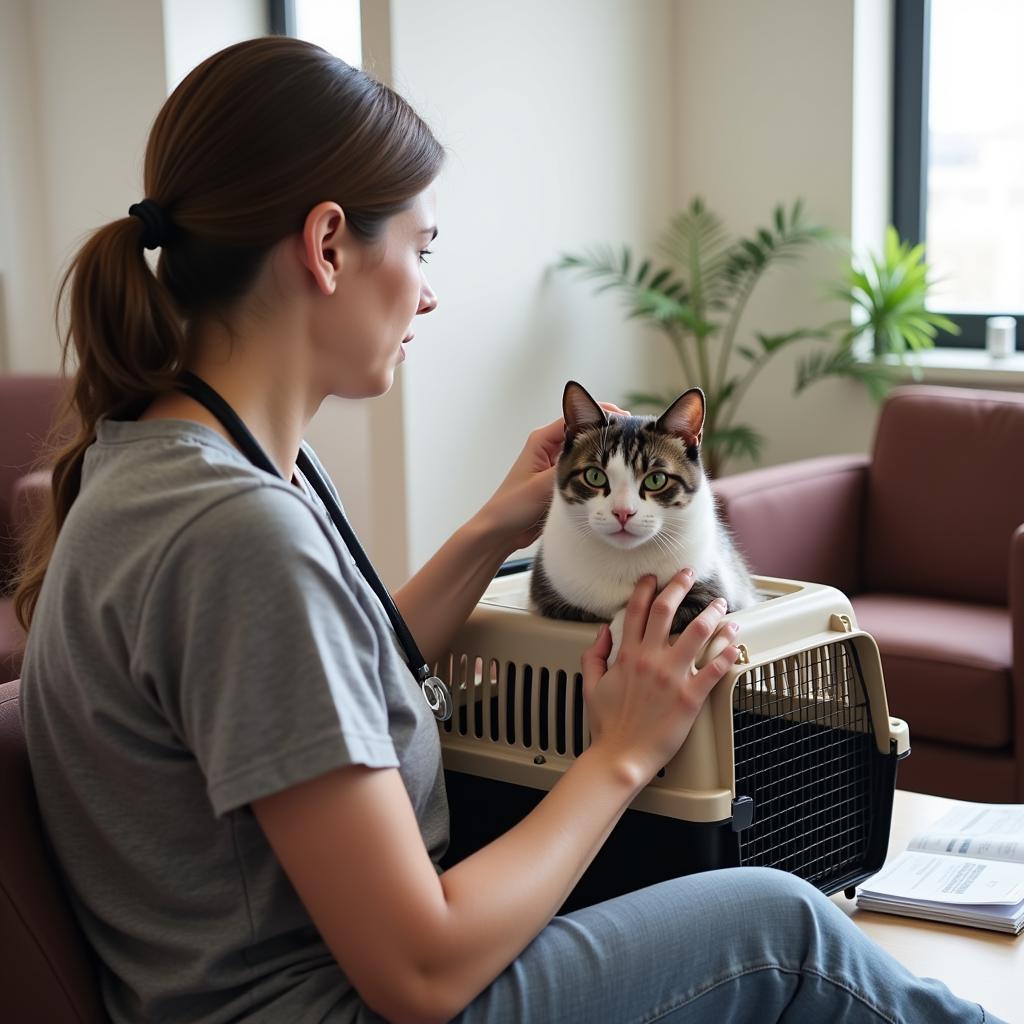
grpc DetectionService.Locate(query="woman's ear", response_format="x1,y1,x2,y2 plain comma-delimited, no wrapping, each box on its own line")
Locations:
300,201,346,296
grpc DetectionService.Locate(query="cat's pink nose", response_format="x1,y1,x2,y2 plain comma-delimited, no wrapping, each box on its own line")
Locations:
613,509,636,526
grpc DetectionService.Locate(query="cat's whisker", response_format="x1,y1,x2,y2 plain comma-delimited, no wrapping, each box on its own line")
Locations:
650,532,679,566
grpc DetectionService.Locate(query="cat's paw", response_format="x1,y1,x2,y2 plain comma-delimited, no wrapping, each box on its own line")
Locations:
607,608,626,664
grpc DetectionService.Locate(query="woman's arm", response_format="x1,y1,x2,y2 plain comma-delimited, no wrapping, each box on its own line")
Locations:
254,572,739,1024
390,505,515,667
394,406,626,665
255,745,636,1024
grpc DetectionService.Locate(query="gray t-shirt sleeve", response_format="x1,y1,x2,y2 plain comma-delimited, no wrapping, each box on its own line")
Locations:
136,482,399,817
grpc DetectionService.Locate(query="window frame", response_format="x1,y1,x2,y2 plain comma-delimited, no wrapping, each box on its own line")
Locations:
268,0,296,37
892,0,1023,348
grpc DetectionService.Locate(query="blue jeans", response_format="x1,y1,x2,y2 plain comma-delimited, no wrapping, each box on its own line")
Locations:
449,867,1005,1024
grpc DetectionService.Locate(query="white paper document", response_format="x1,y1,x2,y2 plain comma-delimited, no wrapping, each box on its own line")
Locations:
862,851,1024,905
855,800,1024,933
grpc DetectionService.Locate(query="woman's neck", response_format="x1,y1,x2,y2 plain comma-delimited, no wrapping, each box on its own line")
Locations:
140,315,319,481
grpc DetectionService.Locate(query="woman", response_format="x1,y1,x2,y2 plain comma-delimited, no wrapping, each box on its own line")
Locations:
15,37,1003,1024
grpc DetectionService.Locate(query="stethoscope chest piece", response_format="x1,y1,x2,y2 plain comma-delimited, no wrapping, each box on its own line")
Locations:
421,676,453,722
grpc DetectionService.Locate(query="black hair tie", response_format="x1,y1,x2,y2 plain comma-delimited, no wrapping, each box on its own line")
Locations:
128,198,171,250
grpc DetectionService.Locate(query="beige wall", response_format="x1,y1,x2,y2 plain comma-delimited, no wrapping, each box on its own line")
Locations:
0,0,167,373
163,0,265,91
385,0,678,572
0,0,48,372
671,0,886,473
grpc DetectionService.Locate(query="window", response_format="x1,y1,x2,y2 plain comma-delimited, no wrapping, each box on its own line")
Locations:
269,0,362,67
893,0,1024,347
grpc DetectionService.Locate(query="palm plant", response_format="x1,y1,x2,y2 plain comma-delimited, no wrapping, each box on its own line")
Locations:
793,228,961,402
835,225,959,359
557,198,911,478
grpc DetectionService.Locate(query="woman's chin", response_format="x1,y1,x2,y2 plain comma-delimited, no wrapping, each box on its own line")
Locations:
324,368,394,401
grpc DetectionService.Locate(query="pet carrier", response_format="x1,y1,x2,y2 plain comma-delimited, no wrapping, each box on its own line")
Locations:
436,567,910,912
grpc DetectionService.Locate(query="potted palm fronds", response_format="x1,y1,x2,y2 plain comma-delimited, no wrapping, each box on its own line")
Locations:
557,199,957,478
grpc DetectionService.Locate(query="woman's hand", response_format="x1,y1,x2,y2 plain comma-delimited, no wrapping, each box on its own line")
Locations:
581,570,741,787
480,401,628,553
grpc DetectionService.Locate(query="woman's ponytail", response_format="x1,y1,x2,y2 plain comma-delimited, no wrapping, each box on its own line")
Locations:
13,212,187,631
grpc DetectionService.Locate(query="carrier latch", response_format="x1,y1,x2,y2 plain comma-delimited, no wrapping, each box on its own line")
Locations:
730,795,755,832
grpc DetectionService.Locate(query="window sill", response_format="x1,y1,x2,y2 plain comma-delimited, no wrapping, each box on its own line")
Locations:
874,348,1024,388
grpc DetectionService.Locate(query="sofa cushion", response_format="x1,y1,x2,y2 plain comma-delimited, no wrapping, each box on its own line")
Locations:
864,386,1024,605
0,680,108,1023
852,593,1012,749
0,598,25,684
12,468,52,549
0,376,65,590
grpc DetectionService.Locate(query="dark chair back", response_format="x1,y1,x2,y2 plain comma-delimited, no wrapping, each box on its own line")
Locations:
0,376,66,590
0,679,108,1022
865,385,1024,605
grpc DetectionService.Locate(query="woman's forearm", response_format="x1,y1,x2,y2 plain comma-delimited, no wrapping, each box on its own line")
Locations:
392,509,513,666
421,746,644,1020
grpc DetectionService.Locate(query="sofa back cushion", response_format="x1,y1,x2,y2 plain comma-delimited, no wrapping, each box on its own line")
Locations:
865,385,1024,605
0,376,65,592
0,680,108,1022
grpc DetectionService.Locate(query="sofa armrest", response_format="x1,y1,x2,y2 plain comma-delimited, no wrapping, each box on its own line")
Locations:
711,454,871,594
1009,524,1024,799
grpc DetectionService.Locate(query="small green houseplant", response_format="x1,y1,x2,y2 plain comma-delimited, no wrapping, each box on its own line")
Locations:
557,199,957,478
832,225,959,360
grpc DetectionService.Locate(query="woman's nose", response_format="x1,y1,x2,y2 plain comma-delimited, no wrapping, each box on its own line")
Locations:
418,279,438,315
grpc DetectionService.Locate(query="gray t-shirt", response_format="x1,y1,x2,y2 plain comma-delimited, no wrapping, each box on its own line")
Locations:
20,417,449,1024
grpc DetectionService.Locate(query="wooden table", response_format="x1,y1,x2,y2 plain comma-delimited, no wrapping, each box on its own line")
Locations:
830,790,1023,1021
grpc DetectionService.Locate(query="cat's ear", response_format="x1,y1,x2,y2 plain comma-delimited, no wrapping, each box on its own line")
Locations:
562,381,608,436
657,387,705,447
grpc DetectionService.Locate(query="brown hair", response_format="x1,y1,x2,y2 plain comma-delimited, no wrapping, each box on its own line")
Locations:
14,36,444,631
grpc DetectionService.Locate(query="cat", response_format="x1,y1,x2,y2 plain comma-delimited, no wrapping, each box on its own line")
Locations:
529,380,758,654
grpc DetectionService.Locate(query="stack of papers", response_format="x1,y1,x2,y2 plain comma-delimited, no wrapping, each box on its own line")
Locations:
856,803,1024,934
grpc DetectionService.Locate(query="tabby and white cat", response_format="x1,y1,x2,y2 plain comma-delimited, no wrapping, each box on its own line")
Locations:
529,381,757,646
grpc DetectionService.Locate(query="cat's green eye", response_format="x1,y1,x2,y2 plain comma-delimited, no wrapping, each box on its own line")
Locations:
643,471,669,492
583,467,608,488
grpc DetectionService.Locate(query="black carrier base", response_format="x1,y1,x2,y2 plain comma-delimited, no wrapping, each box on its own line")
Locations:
442,770,737,914
442,743,900,914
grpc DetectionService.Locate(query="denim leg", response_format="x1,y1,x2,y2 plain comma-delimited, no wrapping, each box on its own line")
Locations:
452,867,1006,1024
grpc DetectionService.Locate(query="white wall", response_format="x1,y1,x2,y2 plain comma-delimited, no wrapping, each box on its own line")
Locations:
384,0,678,572
0,0,50,372
163,0,265,91
670,0,885,472
0,0,167,373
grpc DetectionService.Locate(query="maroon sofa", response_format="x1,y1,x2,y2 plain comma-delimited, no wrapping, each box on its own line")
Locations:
712,385,1024,803
0,678,107,1020
1,376,66,682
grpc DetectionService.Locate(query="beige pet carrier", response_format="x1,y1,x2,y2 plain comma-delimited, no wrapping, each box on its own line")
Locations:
436,565,910,911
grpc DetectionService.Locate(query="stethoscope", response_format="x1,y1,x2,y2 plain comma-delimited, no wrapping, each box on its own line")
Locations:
173,371,453,722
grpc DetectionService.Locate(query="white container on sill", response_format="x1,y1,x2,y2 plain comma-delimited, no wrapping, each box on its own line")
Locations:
986,316,1016,358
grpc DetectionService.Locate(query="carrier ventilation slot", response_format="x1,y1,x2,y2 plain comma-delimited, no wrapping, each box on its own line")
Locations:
442,656,587,757
731,640,877,887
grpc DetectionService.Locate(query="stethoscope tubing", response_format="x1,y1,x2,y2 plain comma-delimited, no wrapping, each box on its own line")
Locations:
172,371,453,722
